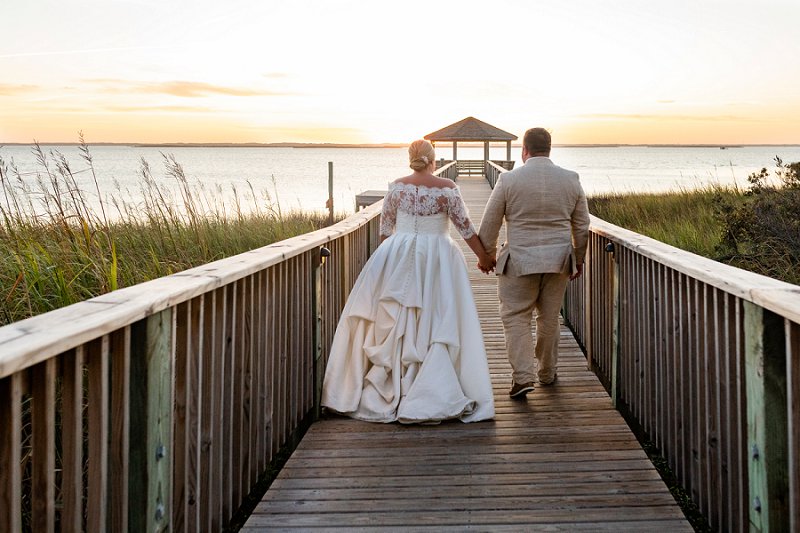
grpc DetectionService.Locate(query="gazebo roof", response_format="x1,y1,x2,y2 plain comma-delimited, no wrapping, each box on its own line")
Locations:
424,117,517,142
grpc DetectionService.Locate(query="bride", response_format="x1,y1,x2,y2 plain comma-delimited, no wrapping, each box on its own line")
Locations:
321,140,495,424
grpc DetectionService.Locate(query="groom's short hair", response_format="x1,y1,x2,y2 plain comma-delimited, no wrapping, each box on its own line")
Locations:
524,128,551,154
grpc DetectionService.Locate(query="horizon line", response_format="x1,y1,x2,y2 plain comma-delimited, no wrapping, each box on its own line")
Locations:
3,141,800,148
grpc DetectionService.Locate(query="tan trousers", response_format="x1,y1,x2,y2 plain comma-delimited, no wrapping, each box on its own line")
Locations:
498,270,569,384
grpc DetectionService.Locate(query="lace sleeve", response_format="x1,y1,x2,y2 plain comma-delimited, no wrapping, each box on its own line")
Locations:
447,187,476,239
379,187,397,237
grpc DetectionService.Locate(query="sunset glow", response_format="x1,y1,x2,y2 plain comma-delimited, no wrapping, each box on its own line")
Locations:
2,0,799,145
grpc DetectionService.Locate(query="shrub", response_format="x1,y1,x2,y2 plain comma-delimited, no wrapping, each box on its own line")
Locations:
714,157,800,284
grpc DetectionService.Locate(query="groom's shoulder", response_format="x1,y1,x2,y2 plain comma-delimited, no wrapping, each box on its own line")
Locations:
550,162,580,183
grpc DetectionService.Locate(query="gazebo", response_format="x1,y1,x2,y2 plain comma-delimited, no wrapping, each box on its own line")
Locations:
424,117,518,170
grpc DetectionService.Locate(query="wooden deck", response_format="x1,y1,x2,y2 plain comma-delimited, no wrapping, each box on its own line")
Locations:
243,176,691,531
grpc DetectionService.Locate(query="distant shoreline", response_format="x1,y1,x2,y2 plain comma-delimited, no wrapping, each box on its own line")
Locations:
2,142,799,149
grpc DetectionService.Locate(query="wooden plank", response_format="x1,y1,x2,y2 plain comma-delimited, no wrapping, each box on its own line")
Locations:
61,349,84,532
244,274,255,494
31,358,56,533
222,283,235,520
245,507,687,528
788,319,800,532
109,328,131,533
129,309,174,533
200,292,215,532
0,373,23,533
610,244,620,406
745,301,790,531
696,282,709,518
254,269,266,480
209,288,225,531
231,280,244,507
173,301,189,532
188,296,203,532
735,296,749,530
173,297,203,531
87,337,109,533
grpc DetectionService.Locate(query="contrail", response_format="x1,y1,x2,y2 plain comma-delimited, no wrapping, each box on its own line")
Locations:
0,45,179,59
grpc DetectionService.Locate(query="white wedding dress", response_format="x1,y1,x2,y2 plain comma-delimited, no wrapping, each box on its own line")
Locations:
321,182,495,424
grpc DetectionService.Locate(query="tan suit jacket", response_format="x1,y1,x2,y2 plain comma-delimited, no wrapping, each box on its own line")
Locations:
479,157,590,276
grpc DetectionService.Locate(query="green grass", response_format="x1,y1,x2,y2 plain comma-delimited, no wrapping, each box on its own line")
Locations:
0,139,340,326
588,182,799,286
588,185,744,258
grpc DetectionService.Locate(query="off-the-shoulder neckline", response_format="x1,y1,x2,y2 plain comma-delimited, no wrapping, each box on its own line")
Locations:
388,182,460,193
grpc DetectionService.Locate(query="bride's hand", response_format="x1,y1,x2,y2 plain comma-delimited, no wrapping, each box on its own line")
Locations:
477,254,495,274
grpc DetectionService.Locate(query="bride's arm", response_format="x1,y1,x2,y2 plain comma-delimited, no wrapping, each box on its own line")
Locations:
378,188,397,243
448,188,495,272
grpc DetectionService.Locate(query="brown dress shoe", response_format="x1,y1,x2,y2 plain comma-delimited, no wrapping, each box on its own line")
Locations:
509,381,535,398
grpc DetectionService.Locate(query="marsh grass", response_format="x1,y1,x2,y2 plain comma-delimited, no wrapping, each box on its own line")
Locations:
0,137,338,326
588,175,799,285
588,185,744,257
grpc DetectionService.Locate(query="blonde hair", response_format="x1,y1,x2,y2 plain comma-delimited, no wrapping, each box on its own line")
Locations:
408,139,435,171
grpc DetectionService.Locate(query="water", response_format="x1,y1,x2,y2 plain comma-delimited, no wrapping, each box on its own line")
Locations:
2,144,799,218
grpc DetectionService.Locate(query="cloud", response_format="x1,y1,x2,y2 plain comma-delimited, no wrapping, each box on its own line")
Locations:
0,84,39,96
83,78,292,97
104,104,216,113
577,113,755,122
657,100,676,104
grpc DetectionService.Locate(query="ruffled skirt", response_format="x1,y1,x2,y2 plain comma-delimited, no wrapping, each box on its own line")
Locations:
321,223,495,424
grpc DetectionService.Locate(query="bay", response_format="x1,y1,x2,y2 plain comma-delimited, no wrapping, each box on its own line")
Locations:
2,144,799,218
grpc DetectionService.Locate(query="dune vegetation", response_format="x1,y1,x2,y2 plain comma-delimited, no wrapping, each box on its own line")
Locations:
0,138,337,326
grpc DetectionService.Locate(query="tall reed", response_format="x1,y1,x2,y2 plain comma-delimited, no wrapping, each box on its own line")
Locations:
0,138,336,326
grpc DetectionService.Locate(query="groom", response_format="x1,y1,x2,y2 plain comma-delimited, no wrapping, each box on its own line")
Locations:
478,127,590,398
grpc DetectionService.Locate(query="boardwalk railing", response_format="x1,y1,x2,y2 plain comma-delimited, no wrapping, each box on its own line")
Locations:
485,160,507,188
0,200,384,531
562,216,800,533
437,161,458,181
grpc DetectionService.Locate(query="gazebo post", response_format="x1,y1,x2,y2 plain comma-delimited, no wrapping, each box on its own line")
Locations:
506,141,511,161
483,142,489,163
453,142,457,161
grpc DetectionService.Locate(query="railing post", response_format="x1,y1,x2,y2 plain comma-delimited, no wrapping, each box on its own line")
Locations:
129,309,174,533
312,247,330,419
607,242,621,407
584,237,593,371
744,301,789,532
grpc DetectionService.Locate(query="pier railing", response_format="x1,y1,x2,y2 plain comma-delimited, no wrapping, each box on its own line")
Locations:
562,216,800,533
0,200,383,532
485,160,507,188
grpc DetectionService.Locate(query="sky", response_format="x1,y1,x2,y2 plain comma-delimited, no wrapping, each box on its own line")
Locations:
1,0,799,145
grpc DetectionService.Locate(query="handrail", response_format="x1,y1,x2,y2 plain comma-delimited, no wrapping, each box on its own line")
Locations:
562,216,800,532
0,204,383,378
485,160,507,188
437,160,458,181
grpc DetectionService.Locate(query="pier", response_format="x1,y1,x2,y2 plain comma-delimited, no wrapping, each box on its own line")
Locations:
1,161,799,532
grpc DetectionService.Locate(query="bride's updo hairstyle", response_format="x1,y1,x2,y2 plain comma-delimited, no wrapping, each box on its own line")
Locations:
408,139,436,171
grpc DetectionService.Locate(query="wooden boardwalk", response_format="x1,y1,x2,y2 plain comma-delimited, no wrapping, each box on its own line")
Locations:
243,176,691,531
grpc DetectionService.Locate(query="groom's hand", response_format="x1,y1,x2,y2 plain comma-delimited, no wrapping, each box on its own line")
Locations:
477,255,496,274
570,263,584,280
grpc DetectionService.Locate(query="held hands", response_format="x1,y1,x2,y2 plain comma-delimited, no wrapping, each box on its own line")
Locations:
477,253,496,275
